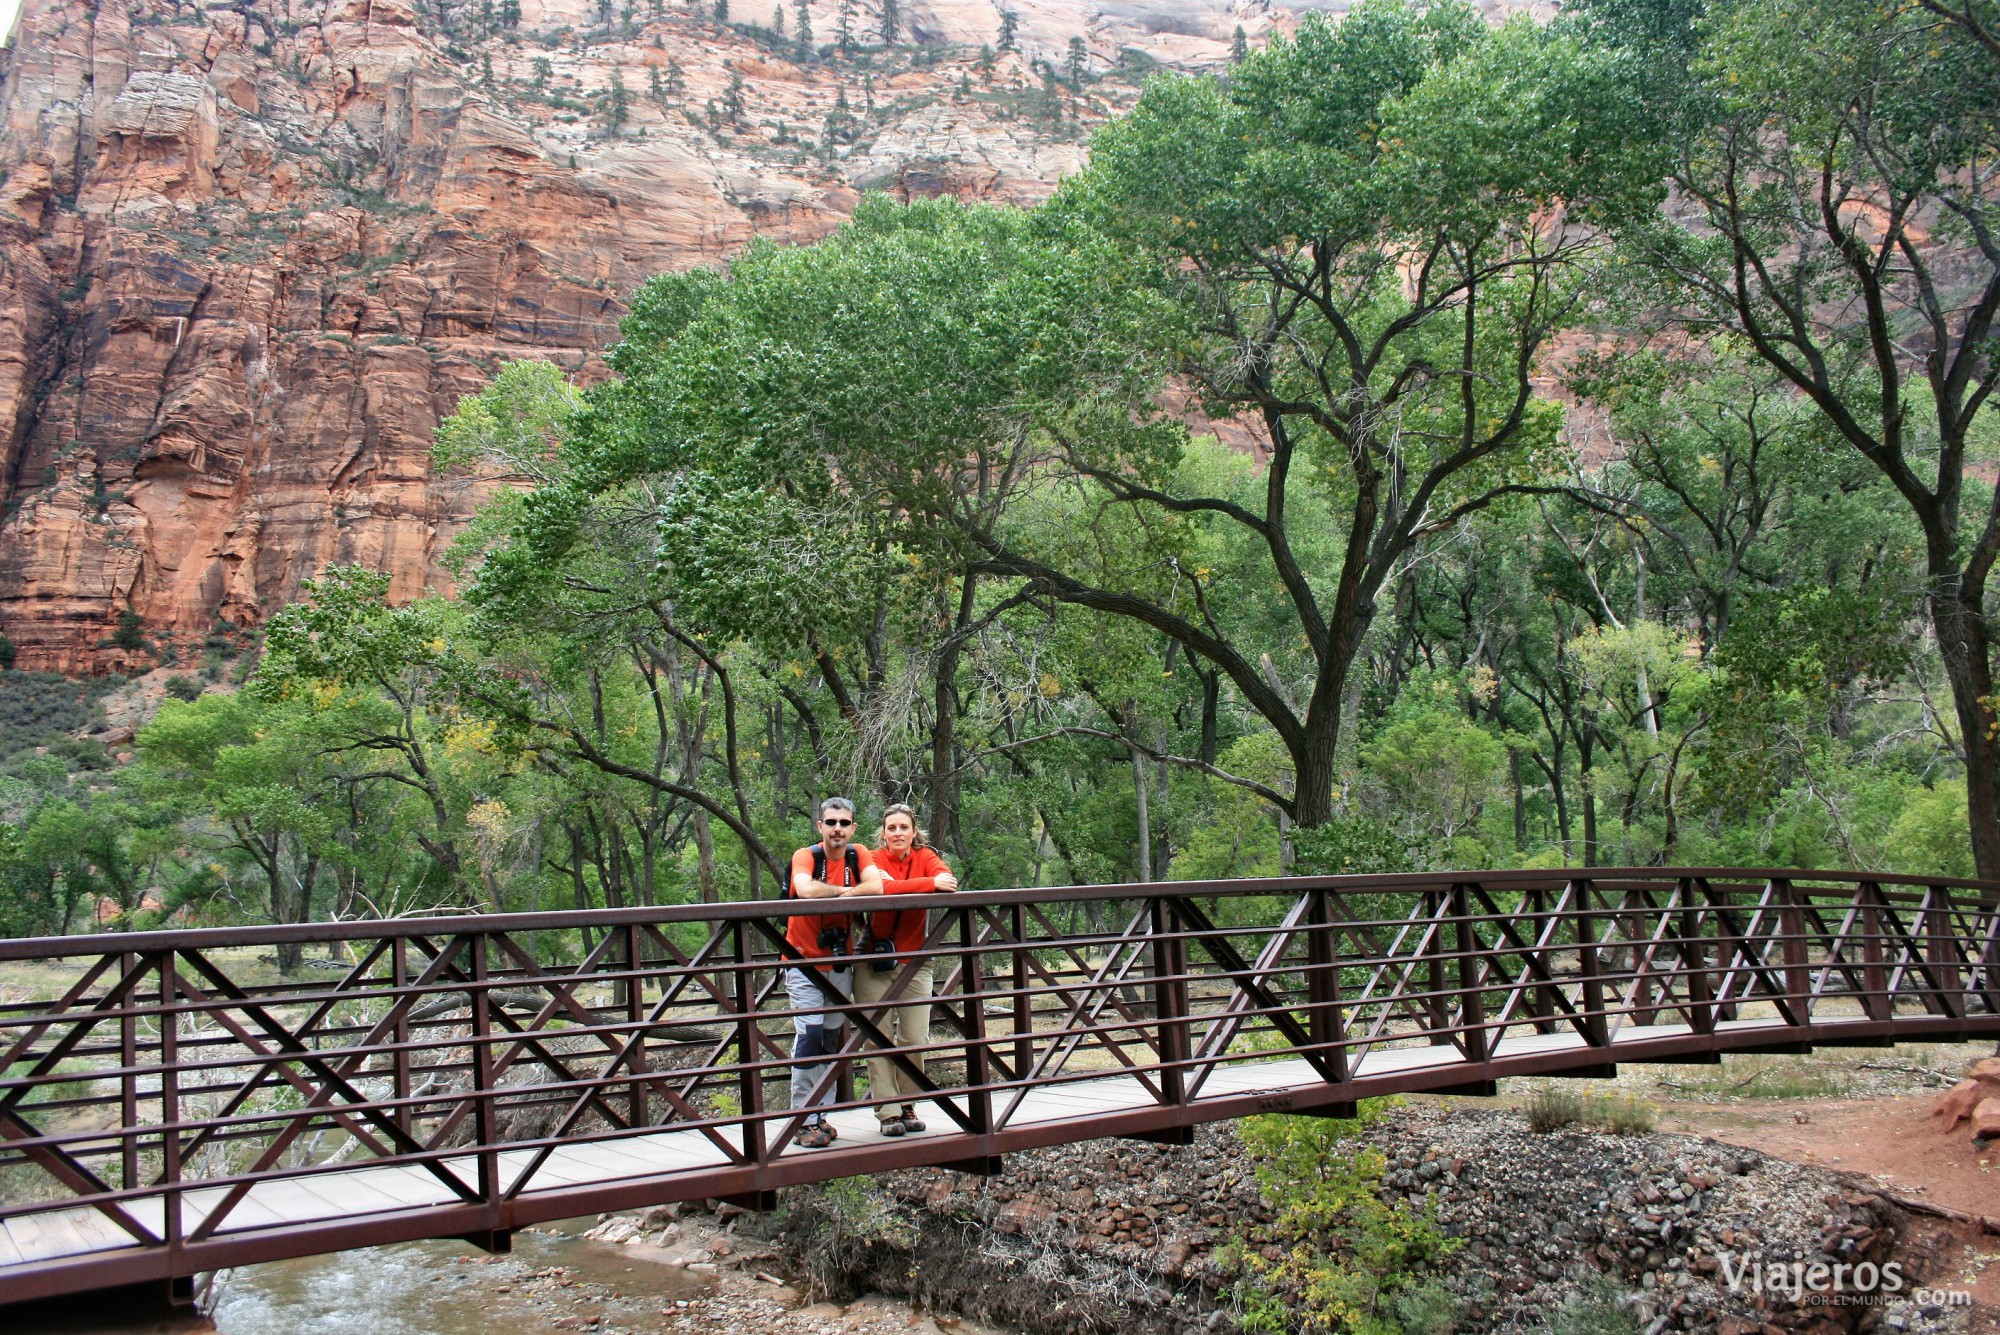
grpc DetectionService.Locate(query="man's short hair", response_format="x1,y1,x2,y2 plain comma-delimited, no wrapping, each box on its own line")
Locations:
819,795,857,819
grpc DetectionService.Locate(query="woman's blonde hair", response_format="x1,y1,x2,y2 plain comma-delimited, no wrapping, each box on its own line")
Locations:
878,802,930,850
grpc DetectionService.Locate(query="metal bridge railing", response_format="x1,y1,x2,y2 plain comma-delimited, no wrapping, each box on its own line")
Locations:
0,867,1995,1302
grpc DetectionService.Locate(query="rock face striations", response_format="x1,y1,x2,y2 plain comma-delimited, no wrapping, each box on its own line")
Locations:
0,0,1375,671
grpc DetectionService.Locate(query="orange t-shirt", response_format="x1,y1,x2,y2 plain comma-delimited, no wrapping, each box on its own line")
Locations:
860,845,953,954
785,842,873,964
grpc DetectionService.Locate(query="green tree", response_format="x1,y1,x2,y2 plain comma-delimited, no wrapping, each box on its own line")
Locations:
880,0,898,43
253,568,482,903
980,2,1661,826
1589,0,2000,874
1361,678,1511,853
139,695,340,970
606,68,632,127
997,8,1017,53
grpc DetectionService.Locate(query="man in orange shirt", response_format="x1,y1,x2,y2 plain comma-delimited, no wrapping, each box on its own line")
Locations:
785,796,871,1148
848,802,957,1136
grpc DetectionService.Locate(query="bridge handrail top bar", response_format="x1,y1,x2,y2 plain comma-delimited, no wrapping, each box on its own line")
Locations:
2,865,1993,961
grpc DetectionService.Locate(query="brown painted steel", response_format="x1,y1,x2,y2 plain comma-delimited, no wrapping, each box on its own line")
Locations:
0,868,1994,1305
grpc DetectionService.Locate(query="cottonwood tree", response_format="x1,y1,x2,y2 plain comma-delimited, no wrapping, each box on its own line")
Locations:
1586,0,2000,871
977,2,1660,825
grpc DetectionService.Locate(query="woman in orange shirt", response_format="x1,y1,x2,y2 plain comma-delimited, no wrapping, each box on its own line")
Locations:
850,803,957,1135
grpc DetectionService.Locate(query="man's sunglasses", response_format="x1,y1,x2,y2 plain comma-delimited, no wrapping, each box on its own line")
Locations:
821,818,854,828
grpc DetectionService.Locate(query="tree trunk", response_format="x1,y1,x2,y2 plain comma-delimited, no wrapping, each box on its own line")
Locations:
566,822,598,953
1579,735,1599,869
1132,741,1152,882
927,571,977,858
1932,576,2000,879
1510,750,1527,852
1197,667,1220,766
768,701,790,821
692,808,718,902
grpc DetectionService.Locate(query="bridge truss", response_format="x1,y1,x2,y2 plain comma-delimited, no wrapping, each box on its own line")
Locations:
0,868,1994,1303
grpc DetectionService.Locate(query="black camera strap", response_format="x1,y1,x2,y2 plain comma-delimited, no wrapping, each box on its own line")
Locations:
785,844,859,957
808,843,863,889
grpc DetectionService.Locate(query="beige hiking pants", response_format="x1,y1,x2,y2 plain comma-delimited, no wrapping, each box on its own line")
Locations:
852,962,936,1123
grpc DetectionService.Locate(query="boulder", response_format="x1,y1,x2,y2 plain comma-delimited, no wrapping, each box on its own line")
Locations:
1931,1057,2000,1131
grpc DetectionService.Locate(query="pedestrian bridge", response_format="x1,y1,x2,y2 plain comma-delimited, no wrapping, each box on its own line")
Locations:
0,868,1994,1304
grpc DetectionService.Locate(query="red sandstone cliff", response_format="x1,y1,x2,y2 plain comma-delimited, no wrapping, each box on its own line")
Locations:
0,0,1520,671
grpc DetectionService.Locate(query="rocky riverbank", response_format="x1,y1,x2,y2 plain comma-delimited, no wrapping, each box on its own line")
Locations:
577,1101,1988,1335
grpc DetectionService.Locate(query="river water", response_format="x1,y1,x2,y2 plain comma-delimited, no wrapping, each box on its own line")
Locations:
211,1217,718,1335
20,1217,719,1335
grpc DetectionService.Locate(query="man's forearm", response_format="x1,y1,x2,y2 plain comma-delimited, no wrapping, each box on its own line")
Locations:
793,880,845,899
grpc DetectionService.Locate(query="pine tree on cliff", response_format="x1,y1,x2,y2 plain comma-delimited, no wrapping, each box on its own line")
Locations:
714,0,729,22
648,66,666,102
1065,35,1085,88
997,9,1017,53
772,4,784,36
725,70,747,122
1231,24,1248,63
836,0,854,56
880,0,898,43
607,68,632,127
794,0,812,59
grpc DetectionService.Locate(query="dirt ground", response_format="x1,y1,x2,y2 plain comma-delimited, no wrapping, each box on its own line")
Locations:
1482,1039,2000,1322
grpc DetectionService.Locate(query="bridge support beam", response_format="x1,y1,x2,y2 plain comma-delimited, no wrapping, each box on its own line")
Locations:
942,1155,1006,1176
719,1190,779,1212
1542,1065,1618,1080
1428,1080,1499,1097
458,1229,513,1255
1122,1127,1196,1147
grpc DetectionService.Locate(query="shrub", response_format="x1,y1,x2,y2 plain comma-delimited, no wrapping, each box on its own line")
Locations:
0,634,13,669
1588,1095,1656,1137
1524,1087,1657,1136
1525,1085,1584,1133
162,674,204,701
1231,1100,1457,1335
1392,1280,1461,1335
779,1176,915,1300
1531,1275,1642,1335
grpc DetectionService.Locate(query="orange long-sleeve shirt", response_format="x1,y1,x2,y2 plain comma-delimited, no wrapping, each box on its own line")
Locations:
785,842,873,964
860,845,953,955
